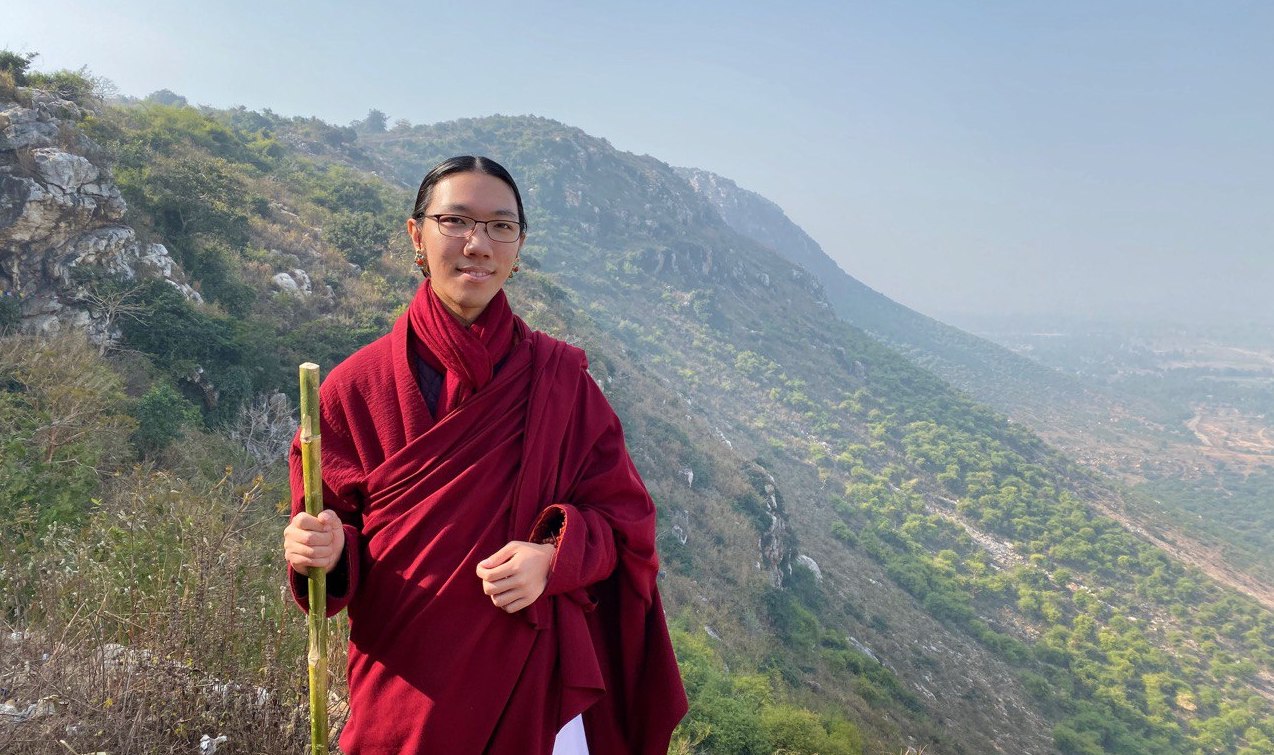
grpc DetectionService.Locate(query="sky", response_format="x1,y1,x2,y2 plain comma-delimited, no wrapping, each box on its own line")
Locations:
7,1,1273,326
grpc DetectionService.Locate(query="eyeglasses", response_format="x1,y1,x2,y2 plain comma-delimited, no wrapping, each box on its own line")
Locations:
423,214,525,244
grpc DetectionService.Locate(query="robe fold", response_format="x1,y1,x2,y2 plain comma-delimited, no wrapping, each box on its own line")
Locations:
289,282,687,754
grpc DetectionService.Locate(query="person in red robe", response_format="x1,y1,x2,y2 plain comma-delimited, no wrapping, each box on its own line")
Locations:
283,156,687,754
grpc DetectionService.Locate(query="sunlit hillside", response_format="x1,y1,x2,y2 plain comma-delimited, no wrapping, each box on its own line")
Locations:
2,59,1272,754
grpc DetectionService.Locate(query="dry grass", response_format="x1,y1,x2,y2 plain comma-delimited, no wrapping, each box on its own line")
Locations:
0,70,16,103
0,464,346,754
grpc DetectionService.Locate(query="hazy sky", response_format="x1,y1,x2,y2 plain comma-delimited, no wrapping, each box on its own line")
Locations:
7,1,1273,325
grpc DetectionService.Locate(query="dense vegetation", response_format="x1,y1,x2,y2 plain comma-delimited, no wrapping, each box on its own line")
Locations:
2,73,878,753
972,322,1274,586
3,61,1273,753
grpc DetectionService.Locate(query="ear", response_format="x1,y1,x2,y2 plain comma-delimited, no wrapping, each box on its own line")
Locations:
406,217,423,249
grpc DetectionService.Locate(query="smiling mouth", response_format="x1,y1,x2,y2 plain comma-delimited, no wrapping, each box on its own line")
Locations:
458,268,494,279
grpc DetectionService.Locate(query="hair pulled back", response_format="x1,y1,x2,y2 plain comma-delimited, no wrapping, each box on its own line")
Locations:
410,156,526,231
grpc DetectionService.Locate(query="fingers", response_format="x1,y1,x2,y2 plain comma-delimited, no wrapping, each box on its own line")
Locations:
486,582,530,611
289,511,327,531
499,595,532,614
477,541,555,612
477,541,519,572
481,572,529,596
284,510,345,574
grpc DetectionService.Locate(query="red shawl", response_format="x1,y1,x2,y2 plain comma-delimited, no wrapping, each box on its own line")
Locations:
289,281,686,754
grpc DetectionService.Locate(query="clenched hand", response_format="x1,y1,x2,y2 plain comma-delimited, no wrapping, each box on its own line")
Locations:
283,510,345,575
475,541,556,613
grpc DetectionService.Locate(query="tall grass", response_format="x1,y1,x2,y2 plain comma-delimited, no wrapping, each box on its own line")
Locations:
0,446,344,753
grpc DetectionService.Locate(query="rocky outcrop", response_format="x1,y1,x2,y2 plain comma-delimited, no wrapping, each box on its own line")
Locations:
0,88,198,345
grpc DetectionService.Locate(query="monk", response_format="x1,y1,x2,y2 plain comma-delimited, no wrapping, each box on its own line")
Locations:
282,155,687,754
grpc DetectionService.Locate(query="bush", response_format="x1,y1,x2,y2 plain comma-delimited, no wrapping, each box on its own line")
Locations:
0,332,134,525
0,68,16,102
118,280,239,370
131,383,200,456
0,464,314,754
27,66,105,109
324,211,395,267
0,49,36,86
761,705,863,755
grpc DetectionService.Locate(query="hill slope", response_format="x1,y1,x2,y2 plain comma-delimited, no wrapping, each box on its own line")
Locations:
2,78,1272,753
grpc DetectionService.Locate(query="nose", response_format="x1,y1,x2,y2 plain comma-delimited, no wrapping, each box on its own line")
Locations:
463,223,495,255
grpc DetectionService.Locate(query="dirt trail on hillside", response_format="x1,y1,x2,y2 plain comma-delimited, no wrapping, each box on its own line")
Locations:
1084,490,1274,612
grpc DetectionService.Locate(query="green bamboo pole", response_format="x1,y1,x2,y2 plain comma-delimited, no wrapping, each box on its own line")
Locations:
298,362,328,755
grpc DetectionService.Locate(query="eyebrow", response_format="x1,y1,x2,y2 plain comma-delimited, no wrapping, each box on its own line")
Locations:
436,203,519,219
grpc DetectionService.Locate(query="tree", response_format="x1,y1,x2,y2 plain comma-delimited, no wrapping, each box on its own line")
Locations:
142,152,250,242
226,392,297,467
0,50,37,85
73,280,149,354
324,211,395,267
356,108,388,134
145,88,189,107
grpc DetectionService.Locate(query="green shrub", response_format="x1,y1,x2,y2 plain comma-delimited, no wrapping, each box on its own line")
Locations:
325,210,395,267
131,383,200,456
761,704,862,755
0,49,36,86
0,332,133,526
27,67,101,108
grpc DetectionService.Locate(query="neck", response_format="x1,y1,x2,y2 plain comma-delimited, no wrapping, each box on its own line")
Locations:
447,306,478,328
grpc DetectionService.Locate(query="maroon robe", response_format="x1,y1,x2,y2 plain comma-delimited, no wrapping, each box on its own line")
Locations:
289,282,687,754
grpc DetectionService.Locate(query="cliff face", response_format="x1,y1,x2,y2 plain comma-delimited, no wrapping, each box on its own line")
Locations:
0,88,197,344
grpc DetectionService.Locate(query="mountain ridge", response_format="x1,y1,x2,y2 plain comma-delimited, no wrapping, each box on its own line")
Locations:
2,72,1272,753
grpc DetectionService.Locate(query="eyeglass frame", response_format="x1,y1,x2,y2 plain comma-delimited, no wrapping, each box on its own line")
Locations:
417,213,527,243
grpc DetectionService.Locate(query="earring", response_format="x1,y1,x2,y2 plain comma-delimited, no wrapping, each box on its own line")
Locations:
509,258,520,279
414,248,429,277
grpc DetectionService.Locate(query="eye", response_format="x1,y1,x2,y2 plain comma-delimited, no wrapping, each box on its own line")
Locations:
490,221,518,233
437,215,469,227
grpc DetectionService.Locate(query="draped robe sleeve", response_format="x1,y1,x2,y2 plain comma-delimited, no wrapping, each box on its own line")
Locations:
287,307,687,754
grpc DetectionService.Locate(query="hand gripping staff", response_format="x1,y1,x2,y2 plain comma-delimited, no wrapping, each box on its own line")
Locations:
299,362,329,755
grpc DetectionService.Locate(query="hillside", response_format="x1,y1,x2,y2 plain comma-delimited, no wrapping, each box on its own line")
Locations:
677,166,1274,614
2,65,1272,755
672,168,1105,424
963,318,1274,589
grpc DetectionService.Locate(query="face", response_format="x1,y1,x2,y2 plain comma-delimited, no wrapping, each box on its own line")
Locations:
406,171,525,324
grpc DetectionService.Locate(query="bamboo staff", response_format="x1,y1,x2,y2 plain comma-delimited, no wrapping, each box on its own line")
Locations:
298,362,328,755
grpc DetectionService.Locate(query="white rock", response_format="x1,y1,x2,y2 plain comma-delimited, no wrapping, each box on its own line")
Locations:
65,226,137,270
847,636,878,662
289,268,313,295
165,278,203,303
137,242,177,278
272,269,313,297
797,554,823,581
27,313,60,333
272,272,300,293
33,148,99,192
0,106,59,150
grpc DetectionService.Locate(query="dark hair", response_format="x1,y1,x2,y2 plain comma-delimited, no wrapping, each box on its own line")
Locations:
410,155,526,231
